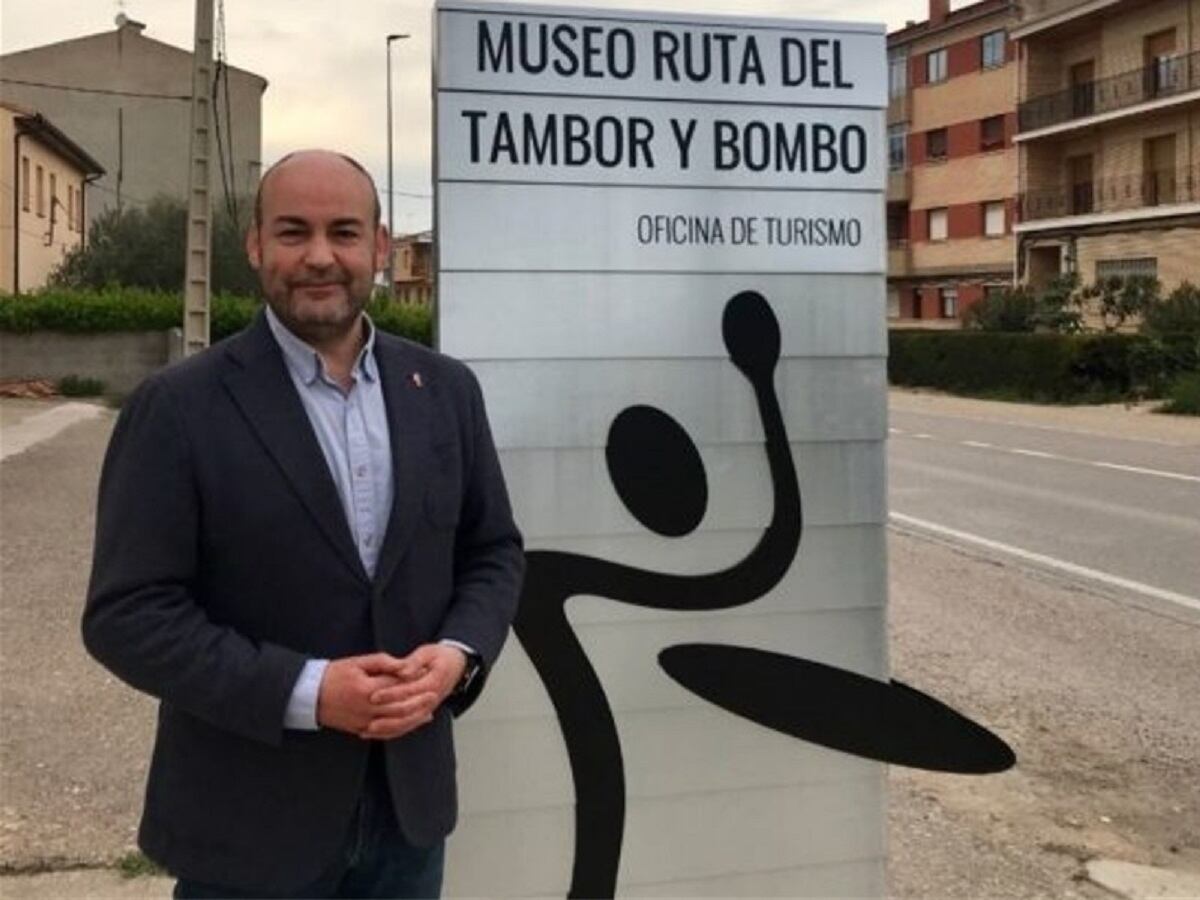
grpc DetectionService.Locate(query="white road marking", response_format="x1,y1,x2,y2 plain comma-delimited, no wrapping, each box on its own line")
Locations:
1010,448,1055,459
891,407,1189,446
893,430,1199,484
0,403,105,462
890,511,1200,615
1090,460,1200,484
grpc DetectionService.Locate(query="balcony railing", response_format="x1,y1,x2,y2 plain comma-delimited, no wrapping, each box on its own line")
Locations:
1019,51,1200,132
1019,165,1200,222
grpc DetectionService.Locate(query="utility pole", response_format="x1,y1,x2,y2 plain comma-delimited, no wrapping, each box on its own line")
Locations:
182,0,214,355
386,33,409,298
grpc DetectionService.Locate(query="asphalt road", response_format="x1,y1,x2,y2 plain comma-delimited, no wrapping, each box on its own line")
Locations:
1,393,1198,899
889,397,1200,610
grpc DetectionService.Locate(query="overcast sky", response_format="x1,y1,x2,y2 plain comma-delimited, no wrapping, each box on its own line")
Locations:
2,0,932,231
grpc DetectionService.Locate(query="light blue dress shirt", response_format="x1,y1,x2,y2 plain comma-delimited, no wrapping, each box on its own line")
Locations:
265,309,473,732
267,308,392,730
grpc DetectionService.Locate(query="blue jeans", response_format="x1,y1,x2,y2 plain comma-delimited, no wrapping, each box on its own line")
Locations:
174,750,445,899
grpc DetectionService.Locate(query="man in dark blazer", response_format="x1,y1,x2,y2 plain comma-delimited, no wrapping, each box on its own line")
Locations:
82,150,524,898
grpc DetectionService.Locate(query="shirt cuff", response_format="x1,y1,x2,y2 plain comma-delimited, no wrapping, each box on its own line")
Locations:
438,638,478,659
284,658,329,731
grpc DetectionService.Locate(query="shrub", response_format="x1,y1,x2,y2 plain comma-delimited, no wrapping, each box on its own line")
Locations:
1142,282,1200,336
1160,371,1200,415
888,331,1161,402
58,375,107,397
0,288,433,346
964,287,1038,332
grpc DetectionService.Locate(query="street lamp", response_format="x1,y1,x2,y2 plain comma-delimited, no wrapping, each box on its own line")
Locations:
386,32,410,297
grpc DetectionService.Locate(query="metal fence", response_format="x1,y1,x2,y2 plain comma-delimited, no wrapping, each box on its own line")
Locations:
1019,165,1200,222
1019,50,1200,132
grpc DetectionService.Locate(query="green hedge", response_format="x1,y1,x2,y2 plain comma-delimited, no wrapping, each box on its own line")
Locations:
889,331,1199,402
0,289,432,346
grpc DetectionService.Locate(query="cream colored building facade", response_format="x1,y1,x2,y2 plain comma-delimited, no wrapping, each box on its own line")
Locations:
1015,0,1200,293
888,0,1020,326
1,17,265,230
1,103,104,293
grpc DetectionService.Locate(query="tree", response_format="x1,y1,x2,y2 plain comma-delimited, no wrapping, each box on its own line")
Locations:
1080,274,1161,332
51,196,259,295
1033,272,1084,333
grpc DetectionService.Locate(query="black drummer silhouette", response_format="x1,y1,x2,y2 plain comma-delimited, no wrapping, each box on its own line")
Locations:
513,291,1014,899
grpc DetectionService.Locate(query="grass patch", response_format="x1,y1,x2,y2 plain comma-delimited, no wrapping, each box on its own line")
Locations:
1159,372,1200,415
114,851,165,879
57,375,106,397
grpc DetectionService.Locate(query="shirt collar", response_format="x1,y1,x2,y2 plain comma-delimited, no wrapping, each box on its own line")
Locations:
265,304,379,386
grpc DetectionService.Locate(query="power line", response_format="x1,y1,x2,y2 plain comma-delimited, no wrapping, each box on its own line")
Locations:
0,77,190,101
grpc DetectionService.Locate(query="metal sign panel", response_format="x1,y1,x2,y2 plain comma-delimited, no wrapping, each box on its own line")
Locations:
435,2,894,895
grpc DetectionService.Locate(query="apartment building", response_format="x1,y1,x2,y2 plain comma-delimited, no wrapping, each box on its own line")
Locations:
1,103,105,293
887,0,1020,326
1014,0,1200,292
1,17,265,230
392,230,433,305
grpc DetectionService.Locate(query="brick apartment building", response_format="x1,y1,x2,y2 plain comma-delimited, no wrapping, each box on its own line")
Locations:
887,0,1020,326
1013,0,1200,293
392,230,433,305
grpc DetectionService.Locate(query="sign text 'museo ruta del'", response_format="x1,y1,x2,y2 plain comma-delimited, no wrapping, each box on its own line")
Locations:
441,15,882,180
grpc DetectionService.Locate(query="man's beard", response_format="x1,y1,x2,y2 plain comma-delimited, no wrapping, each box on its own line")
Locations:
268,275,369,346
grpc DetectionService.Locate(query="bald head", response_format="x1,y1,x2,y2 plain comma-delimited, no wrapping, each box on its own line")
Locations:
253,150,381,230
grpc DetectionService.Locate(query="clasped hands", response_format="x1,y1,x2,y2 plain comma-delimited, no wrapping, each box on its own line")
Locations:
316,645,467,740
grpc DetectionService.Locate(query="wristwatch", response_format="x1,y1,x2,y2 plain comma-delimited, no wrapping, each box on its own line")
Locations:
455,651,482,696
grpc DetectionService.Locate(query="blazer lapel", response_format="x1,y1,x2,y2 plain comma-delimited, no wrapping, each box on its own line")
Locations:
221,313,369,584
373,337,433,591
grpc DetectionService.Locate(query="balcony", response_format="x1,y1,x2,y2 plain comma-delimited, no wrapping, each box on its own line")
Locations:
1018,51,1200,134
1018,165,1200,226
1013,0,1124,38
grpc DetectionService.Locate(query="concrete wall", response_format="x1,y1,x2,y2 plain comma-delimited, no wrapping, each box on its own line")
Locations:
0,22,264,227
0,329,180,394
0,109,89,293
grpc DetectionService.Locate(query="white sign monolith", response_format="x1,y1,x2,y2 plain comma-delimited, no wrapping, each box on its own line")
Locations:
435,3,889,895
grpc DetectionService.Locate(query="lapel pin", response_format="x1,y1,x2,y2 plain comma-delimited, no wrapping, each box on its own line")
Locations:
409,371,424,389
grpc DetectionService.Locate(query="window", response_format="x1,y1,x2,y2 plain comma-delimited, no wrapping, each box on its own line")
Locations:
981,115,1005,151
36,165,45,217
984,201,1006,236
981,30,1006,69
928,207,948,241
887,289,901,319
927,48,948,83
1145,29,1179,96
49,173,57,223
926,128,948,160
1096,258,1157,280
888,124,908,170
940,287,958,318
889,52,908,98
21,157,30,211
